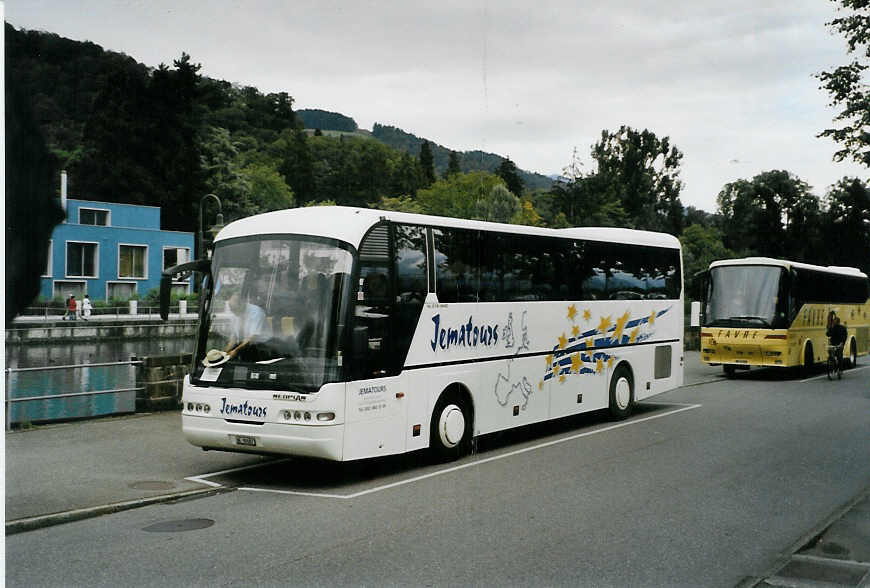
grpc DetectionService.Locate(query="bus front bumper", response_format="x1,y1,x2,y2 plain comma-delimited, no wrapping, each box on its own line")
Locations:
182,414,344,461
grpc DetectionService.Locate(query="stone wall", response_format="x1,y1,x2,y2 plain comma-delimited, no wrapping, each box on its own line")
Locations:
6,318,199,344
135,353,193,412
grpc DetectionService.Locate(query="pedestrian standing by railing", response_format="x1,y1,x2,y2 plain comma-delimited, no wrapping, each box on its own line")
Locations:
63,295,77,321
82,294,92,321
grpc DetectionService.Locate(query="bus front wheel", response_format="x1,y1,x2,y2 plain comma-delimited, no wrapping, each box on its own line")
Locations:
430,388,473,462
608,365,634,420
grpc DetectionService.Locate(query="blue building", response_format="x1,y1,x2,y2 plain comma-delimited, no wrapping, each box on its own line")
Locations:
40,197,194,302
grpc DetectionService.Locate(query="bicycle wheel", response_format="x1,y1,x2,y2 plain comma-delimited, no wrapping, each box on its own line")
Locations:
837,355,843,380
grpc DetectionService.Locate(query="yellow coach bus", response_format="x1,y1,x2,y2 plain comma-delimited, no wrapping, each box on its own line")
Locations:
692,257,870,377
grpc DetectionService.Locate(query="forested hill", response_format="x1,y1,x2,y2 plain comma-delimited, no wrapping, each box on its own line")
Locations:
5,20,552,230
370,124,553,190
296,111,553,190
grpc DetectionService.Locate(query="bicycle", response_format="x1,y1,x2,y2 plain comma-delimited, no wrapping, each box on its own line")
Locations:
827,343,844,380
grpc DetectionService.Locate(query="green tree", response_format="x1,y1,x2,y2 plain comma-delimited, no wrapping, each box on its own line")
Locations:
419,140,436,186
242,163,295,212
590,126,684,234
474,184,520,223
445,151,461,178
823,177,870,272
376,195,425,213
679,224,734,298
513,197,544,226
716,170,822,261
496,157,525,197
416,171,505,219
817,1,870,165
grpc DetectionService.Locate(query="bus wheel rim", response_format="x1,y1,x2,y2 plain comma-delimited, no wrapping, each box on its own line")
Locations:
439,405,465,447
615,377,631,410
851,347,857,368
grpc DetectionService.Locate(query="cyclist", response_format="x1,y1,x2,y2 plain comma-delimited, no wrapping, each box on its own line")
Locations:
826,313,848,370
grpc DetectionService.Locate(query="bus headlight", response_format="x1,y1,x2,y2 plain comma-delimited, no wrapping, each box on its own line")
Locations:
317,412,335,422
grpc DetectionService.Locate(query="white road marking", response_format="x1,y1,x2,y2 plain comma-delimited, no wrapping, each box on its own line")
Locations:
188,403,702,499
800,364,870,383
185,458,292,487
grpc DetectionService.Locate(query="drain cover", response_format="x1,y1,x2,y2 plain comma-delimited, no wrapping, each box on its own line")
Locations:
129,481,176,491
142,519,215,533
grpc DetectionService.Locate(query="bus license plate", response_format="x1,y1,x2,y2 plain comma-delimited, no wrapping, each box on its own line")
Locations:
234,435,257,447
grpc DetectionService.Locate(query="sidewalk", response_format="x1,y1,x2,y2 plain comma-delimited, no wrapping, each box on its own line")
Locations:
5,411,263,533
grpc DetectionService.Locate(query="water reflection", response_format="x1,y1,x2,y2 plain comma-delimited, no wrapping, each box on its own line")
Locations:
6,338,194,369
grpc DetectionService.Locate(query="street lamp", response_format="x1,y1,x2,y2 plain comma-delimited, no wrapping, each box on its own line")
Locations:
198,193,224,260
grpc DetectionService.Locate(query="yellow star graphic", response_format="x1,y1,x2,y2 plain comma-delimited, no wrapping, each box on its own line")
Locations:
545,353,554,367
583,309,591,321
538,380,543,390
572,324,580,338
649,310,656,326
595,357,604,373
585,337,595,349
567,304,577,321
613,311,630,342
607,356,614,368
629,327,640,343
571,352,581,373
559,374,566,384
597,315,612,333
558,333,568,349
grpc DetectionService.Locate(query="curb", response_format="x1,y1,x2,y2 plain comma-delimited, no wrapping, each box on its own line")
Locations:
6,486,231,535
739,483,870,587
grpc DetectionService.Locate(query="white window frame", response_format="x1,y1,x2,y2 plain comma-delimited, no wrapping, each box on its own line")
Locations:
78,207,111,226
42,239,53,277
162,246,191,282
105,280,138,302
118,243,149,280
53,280,87,299
65,240,99,279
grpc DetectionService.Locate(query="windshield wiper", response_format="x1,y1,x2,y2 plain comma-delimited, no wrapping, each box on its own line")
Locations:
728,316,771,327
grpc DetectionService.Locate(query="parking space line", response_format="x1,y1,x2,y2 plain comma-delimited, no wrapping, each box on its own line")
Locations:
197,402,702,500
185,458,291,487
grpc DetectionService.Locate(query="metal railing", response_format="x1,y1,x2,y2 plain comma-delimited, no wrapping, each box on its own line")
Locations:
17,305,198,320
5,360,144,430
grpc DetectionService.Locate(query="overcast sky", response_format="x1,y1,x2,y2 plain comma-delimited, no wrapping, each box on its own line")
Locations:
6,0,867,212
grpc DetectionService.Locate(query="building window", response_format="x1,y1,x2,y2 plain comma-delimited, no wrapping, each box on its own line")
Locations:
53,281,86,300
163,247,190,281
66,242,98,278
107,282,137,301
119,245,147,279
79,208,109,226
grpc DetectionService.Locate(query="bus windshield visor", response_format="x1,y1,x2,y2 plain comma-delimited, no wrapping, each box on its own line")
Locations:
194,237,353,392
705,265,783,328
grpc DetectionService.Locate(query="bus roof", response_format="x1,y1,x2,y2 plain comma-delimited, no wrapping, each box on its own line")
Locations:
709,256,868,279
215,206,681,250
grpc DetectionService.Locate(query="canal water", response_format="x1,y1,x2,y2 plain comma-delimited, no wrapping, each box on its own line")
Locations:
5,338,195,426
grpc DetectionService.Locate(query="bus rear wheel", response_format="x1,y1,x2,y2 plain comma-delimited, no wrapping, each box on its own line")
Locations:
608,365,634,420
723,365,736,378
429,389,473,462
849,340,858,369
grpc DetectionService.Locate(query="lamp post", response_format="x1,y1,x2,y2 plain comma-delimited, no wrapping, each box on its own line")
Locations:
198,194,224,260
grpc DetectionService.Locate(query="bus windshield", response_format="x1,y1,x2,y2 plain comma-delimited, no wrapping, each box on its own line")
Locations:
194,236,353,392
705,265,785,328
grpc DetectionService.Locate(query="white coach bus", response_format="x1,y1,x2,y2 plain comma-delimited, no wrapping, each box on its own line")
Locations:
162,207,684,461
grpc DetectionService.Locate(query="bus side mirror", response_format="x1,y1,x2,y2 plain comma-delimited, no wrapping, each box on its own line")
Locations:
690,301,701,327
160,258,211,321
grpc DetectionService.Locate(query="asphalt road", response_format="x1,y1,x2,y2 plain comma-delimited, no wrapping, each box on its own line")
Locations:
7,360,870,587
